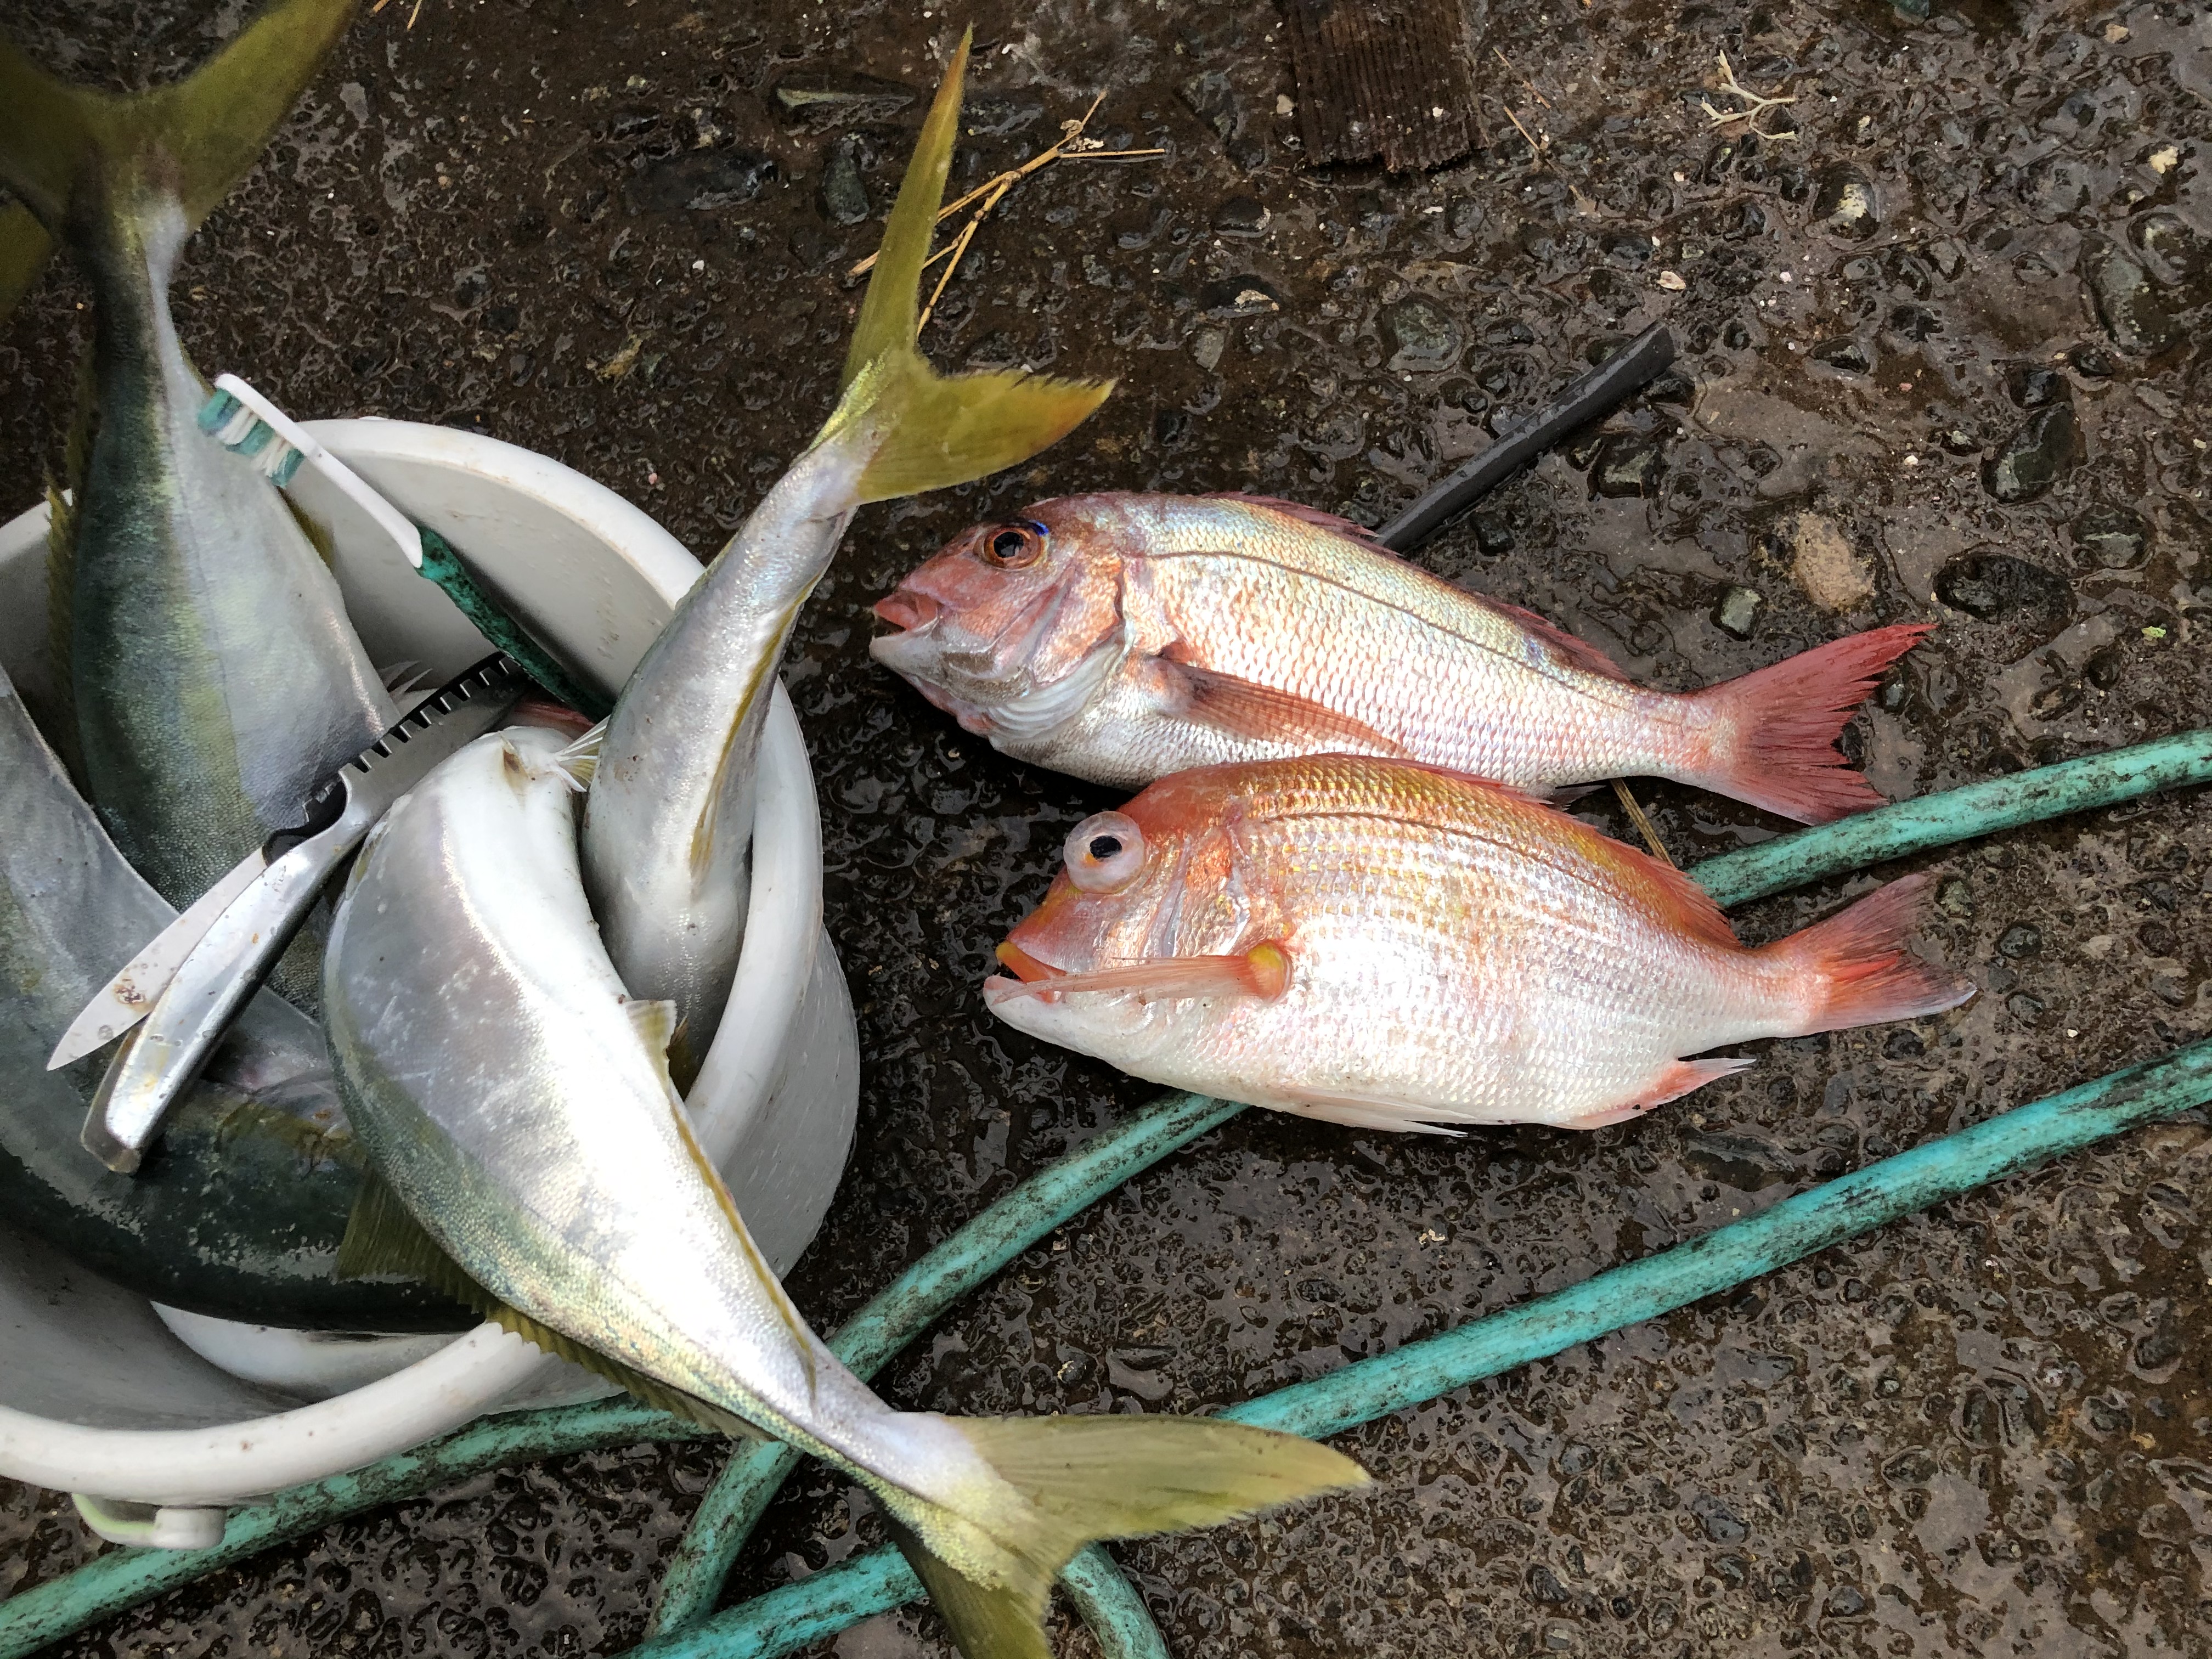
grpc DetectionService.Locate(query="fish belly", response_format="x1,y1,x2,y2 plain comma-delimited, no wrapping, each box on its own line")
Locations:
1169,817,1780,1127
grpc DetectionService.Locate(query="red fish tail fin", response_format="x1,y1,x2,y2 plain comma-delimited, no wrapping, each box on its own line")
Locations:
1761,873,1976,1036
1680,624,1932,823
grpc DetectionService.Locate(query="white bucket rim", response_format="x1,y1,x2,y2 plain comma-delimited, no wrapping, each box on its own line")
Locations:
0,419,830,1509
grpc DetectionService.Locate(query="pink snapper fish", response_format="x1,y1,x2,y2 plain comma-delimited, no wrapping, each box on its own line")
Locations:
985,755,1975,1133
873,493,1929,824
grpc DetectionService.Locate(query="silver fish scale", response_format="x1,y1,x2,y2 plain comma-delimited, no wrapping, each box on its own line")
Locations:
327,729,981,1510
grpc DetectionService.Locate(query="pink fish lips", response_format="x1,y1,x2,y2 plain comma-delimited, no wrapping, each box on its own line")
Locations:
874,491,1934,822
985,758,1977,1136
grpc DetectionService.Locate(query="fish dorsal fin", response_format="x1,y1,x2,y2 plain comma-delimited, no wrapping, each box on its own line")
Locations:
0,0,356,234
337,1170,758,1440
1475,596,1635,683
1201,493,1397,551
1594,834,1740,951
1152,650,1412,758
819,30,1111,505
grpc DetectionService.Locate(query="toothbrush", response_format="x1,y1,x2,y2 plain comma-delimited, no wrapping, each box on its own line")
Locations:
196,374,610,719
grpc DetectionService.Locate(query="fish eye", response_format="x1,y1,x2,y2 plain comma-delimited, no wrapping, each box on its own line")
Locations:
1064,811,1145,893
980,520,1048,569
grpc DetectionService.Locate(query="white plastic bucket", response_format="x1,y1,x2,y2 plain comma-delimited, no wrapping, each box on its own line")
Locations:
0,419,857,1542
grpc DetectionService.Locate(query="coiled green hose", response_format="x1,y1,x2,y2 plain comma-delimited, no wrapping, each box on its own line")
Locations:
1,729,2203,1659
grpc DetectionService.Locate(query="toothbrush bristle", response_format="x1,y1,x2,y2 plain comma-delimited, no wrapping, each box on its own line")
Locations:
267,444,304,486
196,388,241,435
235,421,274,457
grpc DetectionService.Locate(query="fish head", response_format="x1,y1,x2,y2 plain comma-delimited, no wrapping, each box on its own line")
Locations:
869,497,1131,742
984,768,1277,1052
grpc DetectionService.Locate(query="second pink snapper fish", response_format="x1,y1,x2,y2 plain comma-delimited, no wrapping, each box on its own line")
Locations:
985,757,1976,1133
872,493,1928,824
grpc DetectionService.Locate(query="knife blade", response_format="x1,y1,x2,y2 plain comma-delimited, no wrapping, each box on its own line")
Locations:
81,654,528,1172
46,848,271,1070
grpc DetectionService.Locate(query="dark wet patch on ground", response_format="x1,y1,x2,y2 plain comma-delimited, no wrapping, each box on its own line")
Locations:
2,0,2209,1654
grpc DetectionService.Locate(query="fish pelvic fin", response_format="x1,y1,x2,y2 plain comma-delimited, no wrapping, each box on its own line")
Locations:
337,1170,759,1440
820,30,1110,506
884,1415,1367,1659
1677,623,1933,823
1759,871,1977,1035
0,0,357,235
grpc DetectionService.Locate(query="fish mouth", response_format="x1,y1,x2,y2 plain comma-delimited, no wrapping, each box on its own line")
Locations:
871,590,941,634
985,940,1066,1006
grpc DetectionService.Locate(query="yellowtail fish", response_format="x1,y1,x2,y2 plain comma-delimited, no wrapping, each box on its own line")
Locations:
986,757,1975,1133
326,725,1364,1659
872,493,1929,823
0,1,396,992
580,32,1109,1085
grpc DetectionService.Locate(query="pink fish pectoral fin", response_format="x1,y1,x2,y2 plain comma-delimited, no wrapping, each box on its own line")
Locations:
992,942,1293,1005
1152,652,1411,758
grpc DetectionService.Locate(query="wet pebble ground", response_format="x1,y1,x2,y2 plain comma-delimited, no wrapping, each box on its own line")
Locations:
4,0,2210,1654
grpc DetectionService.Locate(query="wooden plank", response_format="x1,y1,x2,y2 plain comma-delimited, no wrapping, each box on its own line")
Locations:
1283,0,1479,172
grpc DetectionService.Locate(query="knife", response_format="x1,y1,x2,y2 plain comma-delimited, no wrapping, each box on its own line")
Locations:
79,654,528,1173
46,853,273,1070
45,667,456,1071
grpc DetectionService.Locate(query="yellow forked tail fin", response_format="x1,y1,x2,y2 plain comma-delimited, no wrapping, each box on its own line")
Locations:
819,29,1112,506
0,0,358,234
889,1414,1368,1659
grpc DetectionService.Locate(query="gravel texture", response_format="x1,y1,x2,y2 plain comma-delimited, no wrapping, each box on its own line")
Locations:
2,0,2209,1655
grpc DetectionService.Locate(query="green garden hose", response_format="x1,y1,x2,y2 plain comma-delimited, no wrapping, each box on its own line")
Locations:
2,729,2203,1659
624,1036,2212,1659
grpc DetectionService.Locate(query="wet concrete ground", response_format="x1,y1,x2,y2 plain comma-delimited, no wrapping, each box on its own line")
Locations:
3,0,2210,1654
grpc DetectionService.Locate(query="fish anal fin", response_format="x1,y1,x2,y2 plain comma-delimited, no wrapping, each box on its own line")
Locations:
1477,597,1637,683
1152,651,1410,759
1203,492,1396,551
1623,1054,1757,1118
339,1171,757,1439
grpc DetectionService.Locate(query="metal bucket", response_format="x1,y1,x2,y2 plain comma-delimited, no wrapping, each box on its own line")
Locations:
0,420,857,1545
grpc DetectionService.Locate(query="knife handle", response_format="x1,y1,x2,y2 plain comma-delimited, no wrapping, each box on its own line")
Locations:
81,825,363,1173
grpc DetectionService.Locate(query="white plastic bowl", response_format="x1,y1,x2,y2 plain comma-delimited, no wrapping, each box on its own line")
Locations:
0,420,857,1542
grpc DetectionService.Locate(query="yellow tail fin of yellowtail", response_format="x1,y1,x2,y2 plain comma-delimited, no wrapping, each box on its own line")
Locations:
819,29,1112,506
891,1415,1368,1659
0,0,356,238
